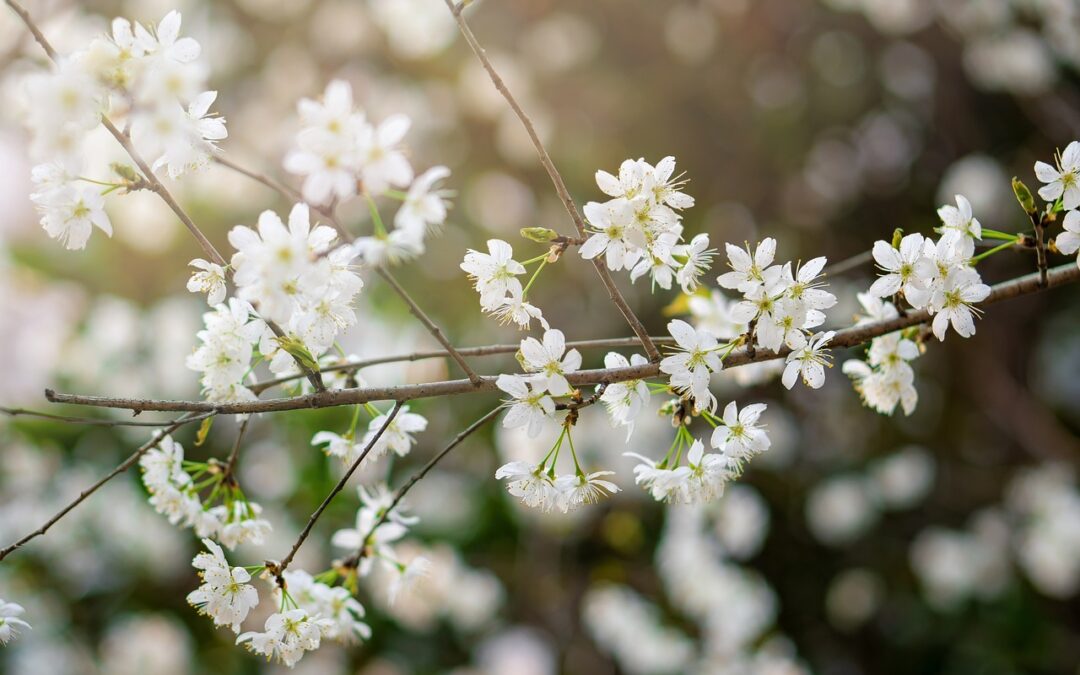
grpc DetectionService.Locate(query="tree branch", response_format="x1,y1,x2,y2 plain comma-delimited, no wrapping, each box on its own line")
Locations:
442,0,660,362
268,402,403,583
0,411,214,562
43,263,1080,415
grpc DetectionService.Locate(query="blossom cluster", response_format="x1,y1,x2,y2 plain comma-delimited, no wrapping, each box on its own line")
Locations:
331,485,431,602
842,294,922,416
139,435,271,549
580,157,711,292
284,80,451,267
24,11,225,250
186,538,260,633
460,238,548,330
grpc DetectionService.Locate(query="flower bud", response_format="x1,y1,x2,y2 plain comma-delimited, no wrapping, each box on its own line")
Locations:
520,227,559,243
1012,177,1038,217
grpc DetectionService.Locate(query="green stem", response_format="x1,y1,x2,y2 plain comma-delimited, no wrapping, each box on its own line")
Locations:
383,189,409,201
348,404,363,436
973,239,1018,263
522,259,547,299
366,194,388,238
566,427,583,475
540,426,567,472
981,229,1023,241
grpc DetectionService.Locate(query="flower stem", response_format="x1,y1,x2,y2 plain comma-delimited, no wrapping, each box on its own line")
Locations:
973,239,1018,263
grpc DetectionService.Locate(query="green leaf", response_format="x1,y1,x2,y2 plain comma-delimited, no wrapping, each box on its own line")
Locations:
195,416,214,447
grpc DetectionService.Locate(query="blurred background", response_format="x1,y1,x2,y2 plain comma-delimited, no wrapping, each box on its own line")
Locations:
2,0,1080,673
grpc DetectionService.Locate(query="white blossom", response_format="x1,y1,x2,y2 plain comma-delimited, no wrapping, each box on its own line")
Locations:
495,461,559,511
461,239,526,310
186,539,260,633
519,328,582,396
1055,209,1080,266
659,319,722,412
710,401,771,462
1034,141,1080,210
236,609,332,667
0,600,31,645
782,330,835,390
496,374,556,438
187,258,227,305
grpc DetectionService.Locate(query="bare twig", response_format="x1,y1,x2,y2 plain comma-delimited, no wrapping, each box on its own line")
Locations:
376,267,483,386
823,250,874,277
221,416,251,480
249,335,679,394
341,405,502,569
443,0,660,362
0,411,214,562
0,406,195,427
43,263,1080,415
268,402,403,583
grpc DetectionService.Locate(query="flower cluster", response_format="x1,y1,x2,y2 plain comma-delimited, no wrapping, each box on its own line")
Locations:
331,485,431,601
580,157,711,291
283,80,451,267
626,401,771,505
842,295,922,416
23,11,225,249
185,299,265,404
236,609,333,667
277,570,371,644
717,239,838,354
1040,143,1080,267
140,434,272,549
186,538,260,633
460,239,548,330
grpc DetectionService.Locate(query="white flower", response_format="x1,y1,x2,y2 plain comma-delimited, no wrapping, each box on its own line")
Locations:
135,11,201,65
388,556,431,605
461,239,526,310
688,290,746,340
624,452,690,503
311,430,360,462
363,406,428,459
519,328,582,396
0,599,31,645
217,501,273,550
236,609,332,667
930,269,990,340
395,166,451,235
357,114,414,193
284,129,359,205
488,288,550,330
131,91,227,179
186,538,260,633
710,401,770,462
23,59,104,135
599,353,651,438
187,258,227,305
297,79,363,140
1056,210,1080,267
281,570,370,644
496,374,556,438
31,183,112,250
1035,141,1080,210
228,203,338,323
495,461,559,510
937,194,982,255
555,471,621,512
674,233,715,293
580,198,645,271
717,238,779,293
843,358,919,416
868,233,932,300
868,332,920,371
659,319,722,413
853,292,899,325
351,228,425,267
139,435,187,489
681,439,736,504
782,330,835,390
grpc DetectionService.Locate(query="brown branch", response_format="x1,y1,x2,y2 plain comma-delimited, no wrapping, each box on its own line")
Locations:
221,416,251,481
43,263,1080,416
249,335,679,394
443,0,660,362
341,405,502,569
376,267,483,386
0,411,214,562
269,402,403,583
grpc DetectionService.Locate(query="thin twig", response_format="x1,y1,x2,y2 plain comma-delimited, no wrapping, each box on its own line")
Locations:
221,416,252,480
823,250,874,277
249,335,679,394
341,405,502,569
376,267,483,386
43,262,1080,415
0,411,214,562
443,0,660,362
213,155,303,203
0,406,194,427
269,402,403,584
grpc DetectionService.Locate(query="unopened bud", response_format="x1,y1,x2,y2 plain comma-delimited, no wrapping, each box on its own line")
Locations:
1012,177,1038,217
891,228,904,249
520,227,559,243
111,163,140,183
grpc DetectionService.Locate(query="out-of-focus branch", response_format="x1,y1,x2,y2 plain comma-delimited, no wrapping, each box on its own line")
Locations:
43,263,1080,415
268,402,403,584
0,406,194,427
0,411,214,562
442,0,660,362
341,406,502,569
